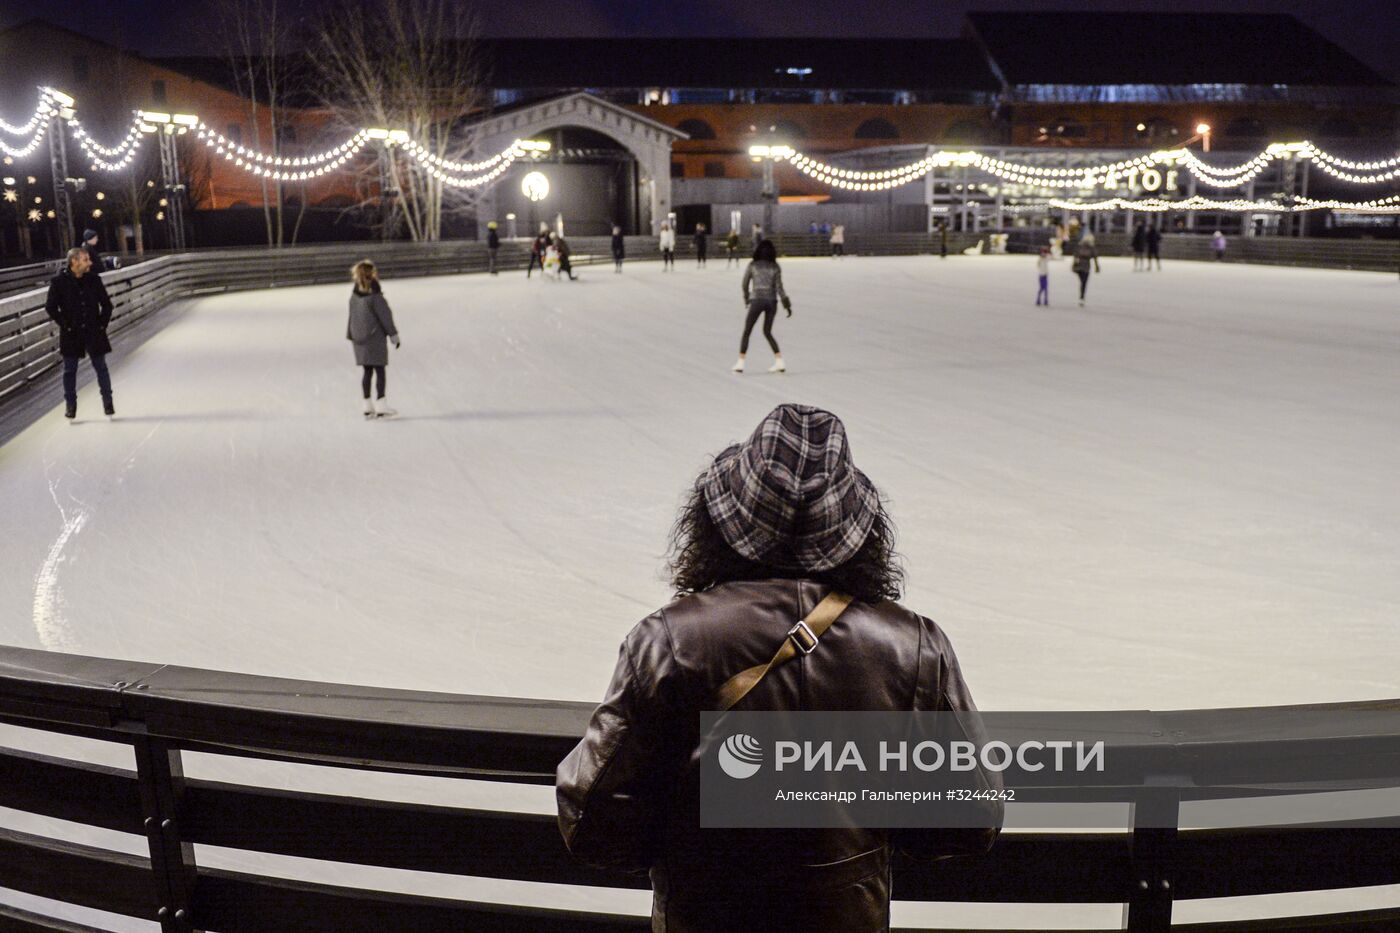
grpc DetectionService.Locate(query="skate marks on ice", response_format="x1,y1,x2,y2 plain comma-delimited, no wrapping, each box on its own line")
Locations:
30,423,161,651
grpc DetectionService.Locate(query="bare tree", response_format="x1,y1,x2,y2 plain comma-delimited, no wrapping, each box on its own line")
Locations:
218,0,299,246
312,0,487,241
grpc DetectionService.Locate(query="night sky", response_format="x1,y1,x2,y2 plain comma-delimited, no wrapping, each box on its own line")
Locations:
2,0,1397,83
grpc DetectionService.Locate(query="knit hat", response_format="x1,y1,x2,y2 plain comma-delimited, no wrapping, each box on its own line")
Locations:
83,229,98,241
701,404,879,572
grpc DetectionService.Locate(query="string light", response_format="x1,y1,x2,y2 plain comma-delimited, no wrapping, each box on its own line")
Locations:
0,89,56,137
778,141,1400,192
0,89,56,158
7,84,1395,205
1040,194,1400,214
70,114,147,171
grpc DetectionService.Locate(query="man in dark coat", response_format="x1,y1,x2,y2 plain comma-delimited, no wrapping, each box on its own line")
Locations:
45,246,115,420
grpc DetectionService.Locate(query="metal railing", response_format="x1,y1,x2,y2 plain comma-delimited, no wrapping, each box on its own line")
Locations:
0,645,1397,932
0,237,660,405
5,231,1397,407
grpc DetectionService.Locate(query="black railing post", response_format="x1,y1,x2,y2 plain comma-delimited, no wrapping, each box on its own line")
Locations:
134,733,199,933
1124,785,1179,933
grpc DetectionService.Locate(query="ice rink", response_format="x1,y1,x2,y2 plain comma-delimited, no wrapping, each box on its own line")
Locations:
2,253,1398,711
3,252,1399,928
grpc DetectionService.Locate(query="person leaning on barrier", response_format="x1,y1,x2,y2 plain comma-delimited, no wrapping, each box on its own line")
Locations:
557,403,1003,933
46,246,115,421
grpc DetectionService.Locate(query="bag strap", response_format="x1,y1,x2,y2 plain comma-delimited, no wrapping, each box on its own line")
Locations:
714,592,854,712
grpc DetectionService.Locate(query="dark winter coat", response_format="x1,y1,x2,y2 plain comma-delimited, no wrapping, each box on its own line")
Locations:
531,233,549,257
557,578,1003,933
346,285,398,367
1072,239,1100,275
45,267,113,358
487,229,500,249
611,233,625,258
1146,227,1162,253
694,231,708,251
1131,227,1147,252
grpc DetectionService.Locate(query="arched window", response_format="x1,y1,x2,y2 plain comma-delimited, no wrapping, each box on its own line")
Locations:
854,118,898,140
676,118,716,140
943,121,986,145
1223,117,1267,138
1134,117,1178,143
1318,116,1359,138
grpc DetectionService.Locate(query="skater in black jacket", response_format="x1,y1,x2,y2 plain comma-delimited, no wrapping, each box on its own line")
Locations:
45,247,115,420
611,225,625,273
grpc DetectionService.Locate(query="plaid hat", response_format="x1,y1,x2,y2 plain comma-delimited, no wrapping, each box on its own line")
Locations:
701,404,879,572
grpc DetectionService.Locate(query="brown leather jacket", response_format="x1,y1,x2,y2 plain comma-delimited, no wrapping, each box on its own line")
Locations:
556,578,1003,932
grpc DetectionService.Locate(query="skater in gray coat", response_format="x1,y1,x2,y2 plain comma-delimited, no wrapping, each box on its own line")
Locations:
346,260,400,418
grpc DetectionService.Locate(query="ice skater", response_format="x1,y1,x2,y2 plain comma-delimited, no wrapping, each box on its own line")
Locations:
543,236,562,279
694,223,708,267
659,222,676,271
1145,224,1162,271
611,225,625,272
1035,247,1050,305
485,221,500,275
346,260,399,419
45,246,115,421
526,226,549,278
1131,221,1146,271
724,228,741,266
830,222,845,257
1071,232,1100,307
732,239,792,374
555,233,578,281
1212,230,1227,261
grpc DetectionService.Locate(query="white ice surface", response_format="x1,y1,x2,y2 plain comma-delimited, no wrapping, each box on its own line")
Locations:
2,255,1399,925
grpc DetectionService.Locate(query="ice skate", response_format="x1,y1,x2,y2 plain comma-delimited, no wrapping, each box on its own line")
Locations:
103,398,116,421
375,397,397,418
768,357,786,374
731,357,745,373
363,397,377,419
65,402,76,422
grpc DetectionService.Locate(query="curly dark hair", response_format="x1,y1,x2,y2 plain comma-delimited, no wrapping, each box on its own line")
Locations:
752,239,777,263
666,471,906,605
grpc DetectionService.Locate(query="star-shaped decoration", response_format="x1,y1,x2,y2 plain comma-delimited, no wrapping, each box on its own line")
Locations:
2,188,15,203
27,208,41,222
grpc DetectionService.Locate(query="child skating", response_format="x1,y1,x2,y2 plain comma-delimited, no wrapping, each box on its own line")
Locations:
346,260,400,419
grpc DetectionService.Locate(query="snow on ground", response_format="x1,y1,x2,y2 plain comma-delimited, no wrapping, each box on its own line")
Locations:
2,254,1398,927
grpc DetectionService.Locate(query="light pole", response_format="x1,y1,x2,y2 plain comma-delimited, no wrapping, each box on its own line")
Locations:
47,91,77,253
748,144,792,238
140,111,196,251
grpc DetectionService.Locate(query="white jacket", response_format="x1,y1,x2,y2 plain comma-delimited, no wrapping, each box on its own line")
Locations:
659,228,676,250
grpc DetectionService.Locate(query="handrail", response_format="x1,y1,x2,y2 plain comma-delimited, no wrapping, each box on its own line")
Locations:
1,643,1398,932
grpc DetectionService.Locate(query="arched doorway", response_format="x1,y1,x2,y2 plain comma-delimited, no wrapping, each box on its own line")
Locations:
469,92,687,237
491,126,640,237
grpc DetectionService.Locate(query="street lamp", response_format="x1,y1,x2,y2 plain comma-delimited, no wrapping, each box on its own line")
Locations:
1184,122,1212,152
748,144,792,238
